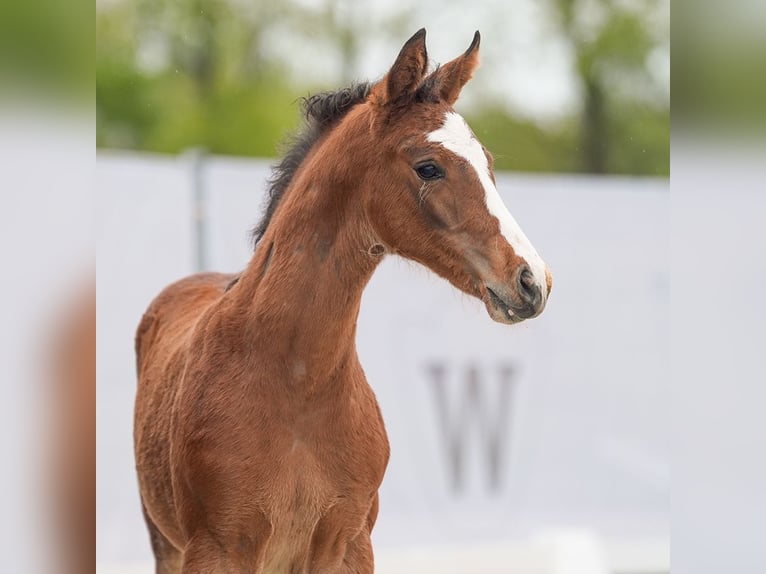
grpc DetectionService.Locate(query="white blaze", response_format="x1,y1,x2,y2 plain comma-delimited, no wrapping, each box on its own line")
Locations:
427,112,548,299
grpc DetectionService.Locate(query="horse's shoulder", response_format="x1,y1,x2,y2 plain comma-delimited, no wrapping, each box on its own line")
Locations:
135,272,236,373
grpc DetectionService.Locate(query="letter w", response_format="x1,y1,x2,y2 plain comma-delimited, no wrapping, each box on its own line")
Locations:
428,363,516,494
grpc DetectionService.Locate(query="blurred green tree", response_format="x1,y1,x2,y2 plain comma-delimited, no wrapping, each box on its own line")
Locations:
547,0,669,174
1,0,91,97
96,0,668,176
288,0,414,83
97,0,302,154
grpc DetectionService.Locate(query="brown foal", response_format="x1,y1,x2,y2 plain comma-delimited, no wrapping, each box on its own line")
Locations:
134,29,551,574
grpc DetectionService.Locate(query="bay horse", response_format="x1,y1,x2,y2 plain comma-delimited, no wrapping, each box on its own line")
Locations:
135,29,551,574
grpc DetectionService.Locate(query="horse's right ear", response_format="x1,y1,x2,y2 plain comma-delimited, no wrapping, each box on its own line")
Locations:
375,28,428,106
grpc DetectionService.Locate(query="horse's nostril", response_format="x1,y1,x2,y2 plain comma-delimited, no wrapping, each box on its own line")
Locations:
517,267,539,304
520,269,535,289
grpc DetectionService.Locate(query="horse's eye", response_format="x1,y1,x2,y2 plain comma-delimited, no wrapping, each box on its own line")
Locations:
415,163,443,181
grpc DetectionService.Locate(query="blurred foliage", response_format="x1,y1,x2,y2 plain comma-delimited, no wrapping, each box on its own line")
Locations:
547,0,669,174
97,0,668,176
673,0,766,133
0,0,91,99
470,102,668,176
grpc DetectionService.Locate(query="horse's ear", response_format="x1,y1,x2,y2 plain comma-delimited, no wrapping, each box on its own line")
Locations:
431,30,481,105
378,28,428,105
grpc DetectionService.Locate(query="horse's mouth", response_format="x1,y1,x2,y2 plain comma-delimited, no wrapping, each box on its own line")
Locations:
484,286,523,325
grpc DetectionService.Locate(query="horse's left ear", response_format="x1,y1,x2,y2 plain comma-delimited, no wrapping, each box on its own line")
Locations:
431,31,481,105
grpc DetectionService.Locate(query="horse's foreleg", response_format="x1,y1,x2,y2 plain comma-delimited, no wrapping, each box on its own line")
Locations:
141,503,182,574
307,494,379,574
339,533,374,574
339,494,379,574
180,520,273,574
180,534,237,574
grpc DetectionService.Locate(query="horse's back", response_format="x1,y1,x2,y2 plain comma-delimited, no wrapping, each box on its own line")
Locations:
134,271,235,548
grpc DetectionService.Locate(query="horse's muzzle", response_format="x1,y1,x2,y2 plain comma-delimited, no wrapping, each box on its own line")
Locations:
484,264,548,324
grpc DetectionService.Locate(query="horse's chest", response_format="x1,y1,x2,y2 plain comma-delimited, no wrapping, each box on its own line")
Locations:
262,433,383,571
179,375,389,565
272,414,388,498
269,387,390,488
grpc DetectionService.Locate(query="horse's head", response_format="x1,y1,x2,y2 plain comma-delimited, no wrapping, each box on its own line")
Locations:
359,29,551,324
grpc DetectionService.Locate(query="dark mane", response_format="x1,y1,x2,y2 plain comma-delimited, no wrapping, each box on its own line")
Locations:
251,82,373,248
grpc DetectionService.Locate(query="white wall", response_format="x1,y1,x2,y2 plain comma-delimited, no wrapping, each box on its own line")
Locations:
97,151,669,572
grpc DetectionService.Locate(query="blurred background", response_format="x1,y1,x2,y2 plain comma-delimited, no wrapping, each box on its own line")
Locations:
95,1,670,574
96,0,669,176
36,0,766,572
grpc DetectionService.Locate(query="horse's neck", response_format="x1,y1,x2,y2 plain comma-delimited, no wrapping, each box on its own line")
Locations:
225,179,379,385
